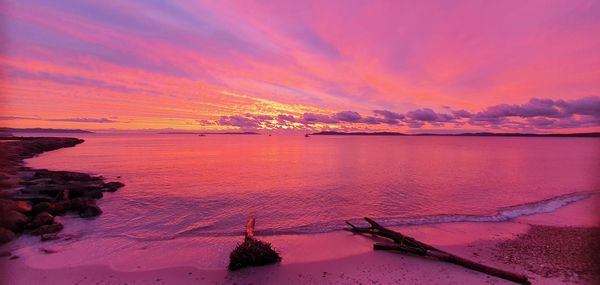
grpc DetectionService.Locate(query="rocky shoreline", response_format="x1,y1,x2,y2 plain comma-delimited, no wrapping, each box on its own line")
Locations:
0,136,123,244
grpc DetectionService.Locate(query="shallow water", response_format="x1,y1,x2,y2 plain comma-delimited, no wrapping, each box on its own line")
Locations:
22,133,599,241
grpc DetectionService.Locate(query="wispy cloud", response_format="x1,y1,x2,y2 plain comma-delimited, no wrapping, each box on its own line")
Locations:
1,1,599,131
0,116,118,123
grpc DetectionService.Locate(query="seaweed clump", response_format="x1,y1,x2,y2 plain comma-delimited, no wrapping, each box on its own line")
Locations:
228,237,282,270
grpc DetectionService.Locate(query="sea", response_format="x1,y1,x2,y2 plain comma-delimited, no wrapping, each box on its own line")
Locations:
10,133,600,269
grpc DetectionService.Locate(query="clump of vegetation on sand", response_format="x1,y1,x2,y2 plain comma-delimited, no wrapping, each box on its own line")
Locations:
228,238,281,270
228,215,281,271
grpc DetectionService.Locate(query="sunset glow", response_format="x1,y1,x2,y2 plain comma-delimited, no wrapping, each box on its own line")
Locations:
1,1,599,132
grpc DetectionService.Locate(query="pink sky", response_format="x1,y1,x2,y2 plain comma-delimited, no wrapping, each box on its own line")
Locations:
1,0,599,132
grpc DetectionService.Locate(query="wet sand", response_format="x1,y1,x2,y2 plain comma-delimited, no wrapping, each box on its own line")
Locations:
2,194,598,285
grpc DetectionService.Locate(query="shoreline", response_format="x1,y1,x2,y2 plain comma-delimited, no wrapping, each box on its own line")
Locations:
1,136,598,284
2,195,598,284
0,136,124,244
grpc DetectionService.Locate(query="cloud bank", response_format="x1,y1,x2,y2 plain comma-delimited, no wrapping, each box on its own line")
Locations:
214,96,600,131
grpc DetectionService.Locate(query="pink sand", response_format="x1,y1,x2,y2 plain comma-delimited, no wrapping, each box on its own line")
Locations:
2,194,598,285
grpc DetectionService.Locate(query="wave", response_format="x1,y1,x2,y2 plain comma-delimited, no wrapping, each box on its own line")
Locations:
115,190,596,241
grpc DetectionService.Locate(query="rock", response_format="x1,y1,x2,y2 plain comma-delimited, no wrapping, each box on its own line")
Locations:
56,171,94,181
29,222,63,236
11,194,53,203
68,188,85,199
14,201,32,213
86,190,103,199
66,180,104,192
41,233,59,241
0,199,31,213
63,197,85,211
17,171,36,179
58,197,87,211
32,202,64,215
38,187,65,198
0,228,15,244
25,178,53,185
32,202,52,213
28,212,54,228
104,181,124,192
0,210,29,231
79,205,102,218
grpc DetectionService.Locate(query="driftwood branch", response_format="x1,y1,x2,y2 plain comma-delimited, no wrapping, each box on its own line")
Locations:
346,217,530,285
245,215,255,240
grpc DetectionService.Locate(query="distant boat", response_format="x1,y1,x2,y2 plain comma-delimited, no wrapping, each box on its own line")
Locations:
305,134,310,137
198,134,206,137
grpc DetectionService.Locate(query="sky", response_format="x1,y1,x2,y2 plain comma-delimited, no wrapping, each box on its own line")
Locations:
1,0,599,133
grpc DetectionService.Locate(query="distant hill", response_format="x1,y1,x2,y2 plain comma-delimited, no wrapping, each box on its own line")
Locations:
0,128,94,134
311,131,600,137
158,131,260,135
312,131,407,136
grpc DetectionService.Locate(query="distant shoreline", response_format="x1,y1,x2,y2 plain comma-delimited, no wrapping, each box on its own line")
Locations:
157,131,260,135
2,128,599,137
0,128,93,134
311,131,600,137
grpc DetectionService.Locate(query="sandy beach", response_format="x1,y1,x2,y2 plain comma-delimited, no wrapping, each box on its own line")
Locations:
2,192,598,285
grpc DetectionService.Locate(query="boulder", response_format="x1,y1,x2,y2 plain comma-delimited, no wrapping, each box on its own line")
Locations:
68,188,85,199
32,202,52,213
0,228,15,244
0,200,31,213
11,194,53,204
55,171,94,181
58,197,86,211
14,201,32,213
86,190,103,199
29,222,63,236
64,197,85,211
0,210,29,231
104,181,124,192
32,202,64,216
28,212,53,228
79,205,102,218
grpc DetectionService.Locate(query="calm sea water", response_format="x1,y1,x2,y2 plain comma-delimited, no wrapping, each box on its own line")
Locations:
24,134,600,241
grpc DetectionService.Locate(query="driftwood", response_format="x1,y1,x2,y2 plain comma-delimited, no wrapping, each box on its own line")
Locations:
346,217,530,285
228,215,281,270
246,215,255,240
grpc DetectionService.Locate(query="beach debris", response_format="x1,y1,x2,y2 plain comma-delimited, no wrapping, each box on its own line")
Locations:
39,247,58,254
346,217,530,285
40,233,59,241
228,215,282,270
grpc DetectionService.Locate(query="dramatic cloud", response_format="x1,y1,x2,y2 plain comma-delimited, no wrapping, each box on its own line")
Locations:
218,115,260,128
333,111,362,123
214,96,600,131
469,97,600,129
302,113,338,124
2,2,599,132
